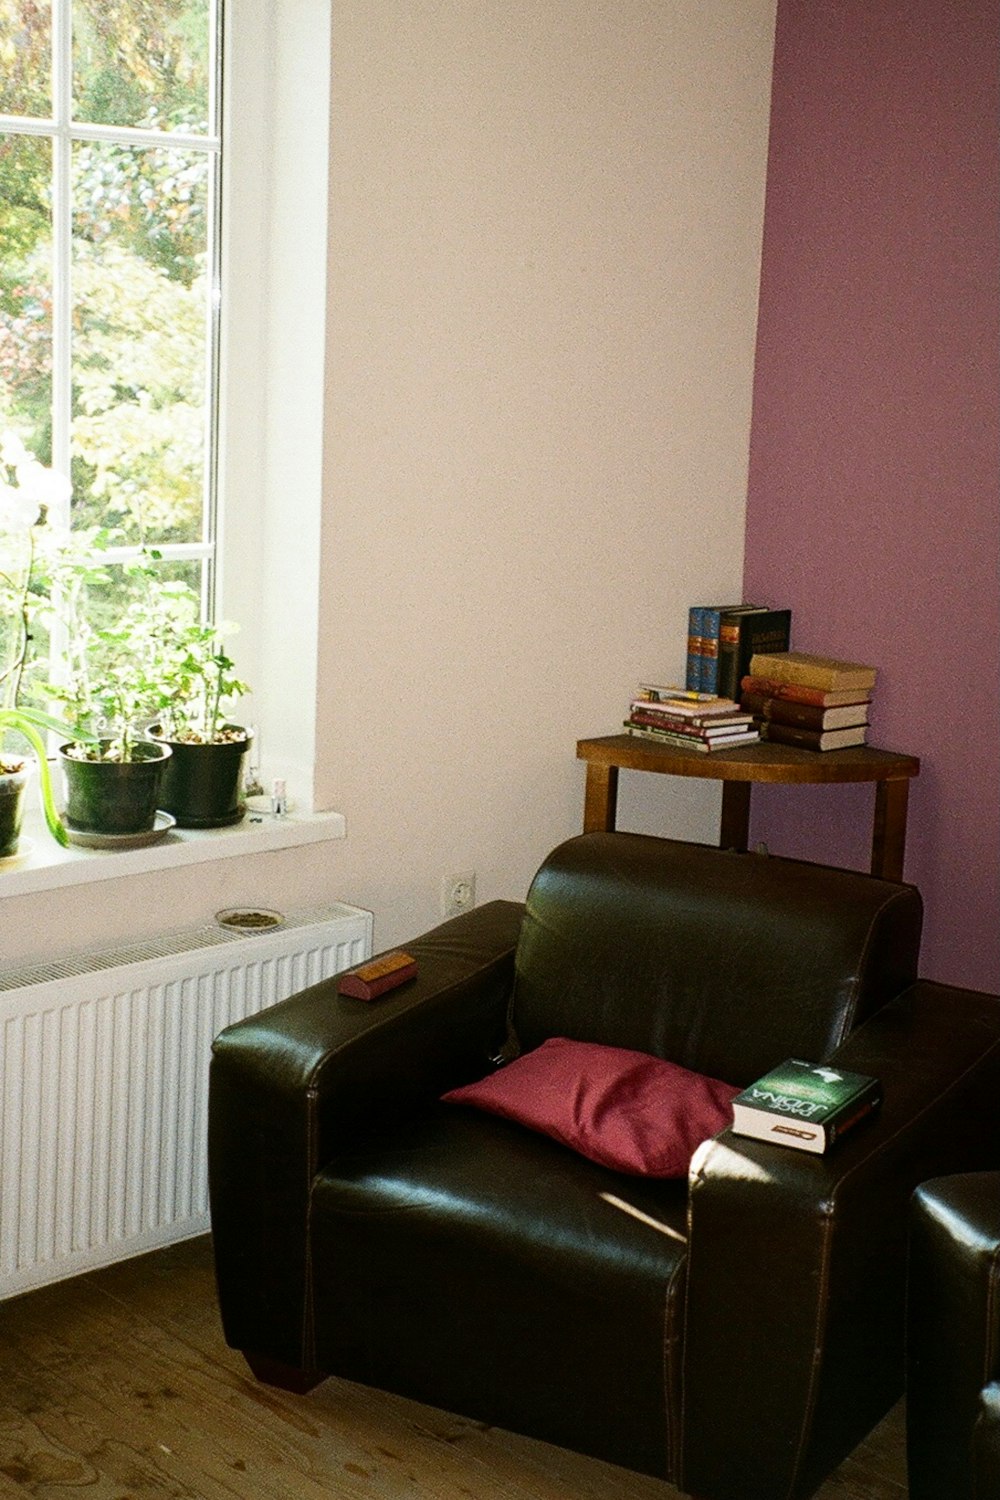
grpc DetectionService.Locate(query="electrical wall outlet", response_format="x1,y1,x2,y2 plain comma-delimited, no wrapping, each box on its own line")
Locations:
441,871,476,918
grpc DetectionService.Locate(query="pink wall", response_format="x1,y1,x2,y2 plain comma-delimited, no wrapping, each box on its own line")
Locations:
743,0,999,991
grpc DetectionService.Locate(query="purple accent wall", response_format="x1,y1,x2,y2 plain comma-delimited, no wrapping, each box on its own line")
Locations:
744,0,999,991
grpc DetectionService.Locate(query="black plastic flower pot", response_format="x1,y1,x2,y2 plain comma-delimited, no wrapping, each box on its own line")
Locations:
149,726,251,828
59,741,171,836
0,763,30,857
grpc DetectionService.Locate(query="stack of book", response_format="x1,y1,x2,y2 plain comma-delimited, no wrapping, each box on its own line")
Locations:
625,684,760,753
685,602,792,696
740,652,876,752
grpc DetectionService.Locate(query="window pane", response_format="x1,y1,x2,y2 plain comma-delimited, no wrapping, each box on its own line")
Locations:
72,0,211,133
71,138,208,546
50,553,207,731
0,1,52,118
0,131,52,457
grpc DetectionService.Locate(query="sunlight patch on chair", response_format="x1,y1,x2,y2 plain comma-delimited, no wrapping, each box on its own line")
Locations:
598,1193,687,1242
690,1137,777,1185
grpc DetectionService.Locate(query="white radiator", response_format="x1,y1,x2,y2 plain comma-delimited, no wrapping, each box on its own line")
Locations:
0,903,372,1299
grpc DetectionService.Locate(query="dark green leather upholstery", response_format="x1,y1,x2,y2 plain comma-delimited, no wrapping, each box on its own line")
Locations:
208,833,1000,1499
908,1172,1000,1500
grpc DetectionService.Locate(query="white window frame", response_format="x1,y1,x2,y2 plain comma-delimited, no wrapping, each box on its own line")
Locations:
2,0,337,891
1,0,224,594
216,0,332,814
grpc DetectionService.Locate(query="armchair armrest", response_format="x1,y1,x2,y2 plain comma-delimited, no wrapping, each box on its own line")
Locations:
907,1171,1000,1500
681,982,1000,1500
208,899,524,1372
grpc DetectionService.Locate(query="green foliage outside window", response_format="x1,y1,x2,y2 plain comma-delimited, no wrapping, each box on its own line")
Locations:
0,0,219,729
0,0,213,533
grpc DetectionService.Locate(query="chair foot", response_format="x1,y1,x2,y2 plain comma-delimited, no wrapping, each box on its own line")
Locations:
242,1351,325,1393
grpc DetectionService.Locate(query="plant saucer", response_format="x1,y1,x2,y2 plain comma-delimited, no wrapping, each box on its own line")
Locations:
62,810,176,850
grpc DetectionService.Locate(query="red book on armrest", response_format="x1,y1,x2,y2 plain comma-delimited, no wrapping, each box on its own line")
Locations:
337,951,418,1001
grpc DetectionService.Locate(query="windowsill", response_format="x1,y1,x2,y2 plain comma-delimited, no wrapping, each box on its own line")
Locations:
0,806,347,898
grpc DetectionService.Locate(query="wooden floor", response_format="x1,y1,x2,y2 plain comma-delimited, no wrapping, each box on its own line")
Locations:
0,1236,909,1499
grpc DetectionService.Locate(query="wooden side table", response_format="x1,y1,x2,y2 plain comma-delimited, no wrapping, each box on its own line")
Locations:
576,734,920,882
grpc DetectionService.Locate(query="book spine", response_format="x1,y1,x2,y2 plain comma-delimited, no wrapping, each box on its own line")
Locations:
825,1091,881,1146
758,722,866,751
628,710,707,737
740,675,866,709
699,608,725,694
749,653,875,691
628,701,750,726
716,612,748,703
728,612,792,702
626,723,711,752
685,607,705,691
629,710,751,738
741,674,827,706
741,692,836,731
638,685,720,703
757,722,826,750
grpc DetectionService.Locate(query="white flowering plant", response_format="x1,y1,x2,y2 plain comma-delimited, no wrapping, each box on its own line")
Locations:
0,431,94,843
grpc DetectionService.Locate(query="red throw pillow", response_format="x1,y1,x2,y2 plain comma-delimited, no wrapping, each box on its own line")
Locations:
441,1036,739,1177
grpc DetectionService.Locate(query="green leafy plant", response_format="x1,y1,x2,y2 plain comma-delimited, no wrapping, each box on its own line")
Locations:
0,431,95,843
0,706,80,846
45,545,165,762
48,547,249,760
150,586,249,743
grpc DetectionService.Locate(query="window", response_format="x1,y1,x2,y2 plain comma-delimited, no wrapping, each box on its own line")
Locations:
2,0,332,815
1,0,221,682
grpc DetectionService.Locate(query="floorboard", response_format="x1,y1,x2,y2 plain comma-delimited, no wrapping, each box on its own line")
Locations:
0,1238,908,1499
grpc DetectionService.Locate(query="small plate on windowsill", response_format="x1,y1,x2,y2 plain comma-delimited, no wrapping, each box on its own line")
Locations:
62,811,177,851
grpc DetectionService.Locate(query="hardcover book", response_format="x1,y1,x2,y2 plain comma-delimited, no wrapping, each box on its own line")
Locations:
698,603,761,694
626,723,760,752
748,651,877,693
740,675,872,709
637,684,721,704
741,692,870,732
629,696,744,722
716,608,792,702
628,710,754,739
338,951,418,1000
731,1059,881,1153
686,602,756,692
758,722,868,752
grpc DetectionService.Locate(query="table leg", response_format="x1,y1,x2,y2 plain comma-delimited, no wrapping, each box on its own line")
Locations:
583,763,619,833
871,778,909,881
719,782,751,852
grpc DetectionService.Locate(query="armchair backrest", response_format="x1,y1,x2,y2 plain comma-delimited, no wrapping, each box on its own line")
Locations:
510,833,922,1087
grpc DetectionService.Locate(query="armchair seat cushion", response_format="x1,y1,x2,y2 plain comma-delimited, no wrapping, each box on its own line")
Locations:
441,1036,739,1177
310,1103,689,1474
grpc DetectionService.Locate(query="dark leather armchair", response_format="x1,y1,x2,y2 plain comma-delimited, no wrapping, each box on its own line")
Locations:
907,1172,1000,1500
209,833,1000,1500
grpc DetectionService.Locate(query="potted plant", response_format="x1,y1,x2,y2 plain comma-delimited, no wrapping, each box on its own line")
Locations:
0,707,91,854
46,550,175,837
49,553,251,834
4,429,251,841
0,431,93,853
147,605,252,827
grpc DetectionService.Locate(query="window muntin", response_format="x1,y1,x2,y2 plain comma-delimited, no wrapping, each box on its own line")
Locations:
0,0,220,618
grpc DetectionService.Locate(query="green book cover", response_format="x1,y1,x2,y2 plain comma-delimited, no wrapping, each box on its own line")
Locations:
731,1059,881,1153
